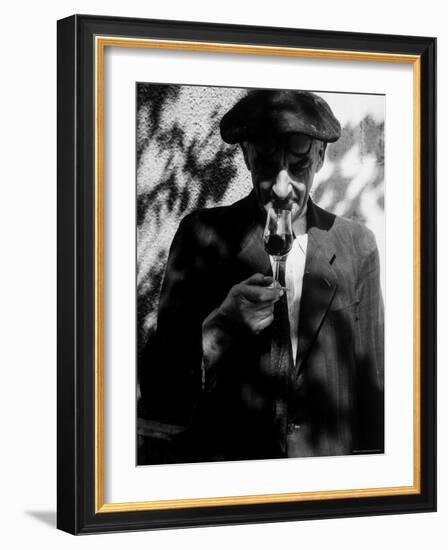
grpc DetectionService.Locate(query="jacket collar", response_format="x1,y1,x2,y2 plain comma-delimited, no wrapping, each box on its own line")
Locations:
306,198,337,265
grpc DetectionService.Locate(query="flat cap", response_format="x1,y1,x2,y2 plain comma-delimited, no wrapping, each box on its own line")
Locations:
220,89,341,144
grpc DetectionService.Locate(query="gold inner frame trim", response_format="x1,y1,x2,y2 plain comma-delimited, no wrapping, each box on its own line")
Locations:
94,35,421,514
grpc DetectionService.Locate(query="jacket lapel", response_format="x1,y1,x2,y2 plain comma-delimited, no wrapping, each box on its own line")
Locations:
235,193,271,275
295,202,338,371
236,222,271,275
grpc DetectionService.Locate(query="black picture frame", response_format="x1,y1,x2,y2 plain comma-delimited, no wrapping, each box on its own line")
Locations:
57,14,436,535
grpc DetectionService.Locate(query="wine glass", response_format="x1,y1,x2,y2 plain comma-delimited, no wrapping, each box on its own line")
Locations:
263,208,293,283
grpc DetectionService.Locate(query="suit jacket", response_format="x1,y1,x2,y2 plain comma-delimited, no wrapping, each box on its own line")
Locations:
140,192,384,464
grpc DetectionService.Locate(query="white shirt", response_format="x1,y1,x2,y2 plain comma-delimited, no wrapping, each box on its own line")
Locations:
271,233,308,363
286,234,308,363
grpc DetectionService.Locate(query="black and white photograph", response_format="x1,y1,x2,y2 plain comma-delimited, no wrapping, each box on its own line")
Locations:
0,0,441,543
136,83,385,466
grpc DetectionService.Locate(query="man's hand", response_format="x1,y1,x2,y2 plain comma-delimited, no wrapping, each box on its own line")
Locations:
201,273,283,391
218,273,284,335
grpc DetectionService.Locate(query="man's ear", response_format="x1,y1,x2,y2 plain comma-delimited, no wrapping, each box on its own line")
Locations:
240,142,252,171
314,141,327,173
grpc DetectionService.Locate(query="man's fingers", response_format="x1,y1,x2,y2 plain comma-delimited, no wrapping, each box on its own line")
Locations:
239,283,283,303
243,273,274,287
240,273,284,303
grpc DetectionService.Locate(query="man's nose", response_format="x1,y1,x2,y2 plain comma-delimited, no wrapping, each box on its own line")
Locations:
272,168,292,200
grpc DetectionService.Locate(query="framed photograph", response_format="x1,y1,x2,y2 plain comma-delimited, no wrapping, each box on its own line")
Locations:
57,14,436,534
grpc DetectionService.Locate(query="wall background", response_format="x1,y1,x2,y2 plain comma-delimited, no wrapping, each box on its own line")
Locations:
0,1,444,548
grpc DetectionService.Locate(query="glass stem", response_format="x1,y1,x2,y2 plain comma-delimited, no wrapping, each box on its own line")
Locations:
273,258,280,283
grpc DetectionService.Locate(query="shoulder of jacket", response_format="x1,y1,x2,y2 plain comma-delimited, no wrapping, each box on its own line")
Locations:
331,213,377,255
179,194,250,232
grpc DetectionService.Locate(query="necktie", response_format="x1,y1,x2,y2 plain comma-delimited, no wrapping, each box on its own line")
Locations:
270,259,293,453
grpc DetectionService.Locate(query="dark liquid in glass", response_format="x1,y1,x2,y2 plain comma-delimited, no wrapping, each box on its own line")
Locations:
264,234,293,257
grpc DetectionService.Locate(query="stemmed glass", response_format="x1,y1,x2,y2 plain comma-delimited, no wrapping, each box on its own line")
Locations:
263,208,293,283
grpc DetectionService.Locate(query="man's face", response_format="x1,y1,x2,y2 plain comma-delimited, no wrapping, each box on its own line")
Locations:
242,133,326,219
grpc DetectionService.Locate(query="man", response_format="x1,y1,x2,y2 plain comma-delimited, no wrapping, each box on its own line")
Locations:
139,89,384,464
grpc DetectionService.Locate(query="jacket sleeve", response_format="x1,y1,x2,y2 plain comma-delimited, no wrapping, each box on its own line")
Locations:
139,210,242,462
354,230,385,453
139,214,207,460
